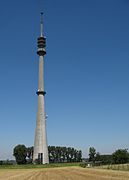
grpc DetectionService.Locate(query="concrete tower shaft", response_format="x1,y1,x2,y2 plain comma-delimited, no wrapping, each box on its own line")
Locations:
33,13,49,164
37,55,45,93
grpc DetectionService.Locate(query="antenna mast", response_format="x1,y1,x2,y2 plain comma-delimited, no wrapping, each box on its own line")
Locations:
40,12,44,37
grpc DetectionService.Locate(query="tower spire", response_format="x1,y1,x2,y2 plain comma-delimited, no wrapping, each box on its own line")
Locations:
40,12,44,37
33,13,49,164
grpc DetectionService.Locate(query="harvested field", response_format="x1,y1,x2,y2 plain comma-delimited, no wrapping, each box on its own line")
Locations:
0,167,129,180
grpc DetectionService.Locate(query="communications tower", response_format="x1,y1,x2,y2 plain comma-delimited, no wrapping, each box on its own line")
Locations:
33,13,49,164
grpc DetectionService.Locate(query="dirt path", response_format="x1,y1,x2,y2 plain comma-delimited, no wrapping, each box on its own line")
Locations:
1,167,129,180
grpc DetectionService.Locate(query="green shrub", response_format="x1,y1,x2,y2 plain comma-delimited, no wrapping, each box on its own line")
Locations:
79,163,87,168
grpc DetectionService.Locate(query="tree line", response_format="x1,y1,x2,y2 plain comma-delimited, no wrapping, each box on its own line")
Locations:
12,145,129,165
88,147,129,165
49,146,82,163
13,145,82,164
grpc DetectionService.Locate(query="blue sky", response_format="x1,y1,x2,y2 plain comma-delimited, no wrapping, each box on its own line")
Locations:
0,0,129,159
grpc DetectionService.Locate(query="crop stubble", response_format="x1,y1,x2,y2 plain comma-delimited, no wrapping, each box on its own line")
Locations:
0,167,129,180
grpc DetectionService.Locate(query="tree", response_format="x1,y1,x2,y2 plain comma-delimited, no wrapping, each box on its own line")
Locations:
112,149,129,164
89,147,96,162
95,152,101,161
48,146,56,163
13,145,27,164
26,147,33,163
77,150,82,162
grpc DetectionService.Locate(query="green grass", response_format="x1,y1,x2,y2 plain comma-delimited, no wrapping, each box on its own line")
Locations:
0,162,80,169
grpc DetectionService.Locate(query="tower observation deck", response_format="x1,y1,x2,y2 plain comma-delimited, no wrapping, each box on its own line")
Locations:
33,13,49,164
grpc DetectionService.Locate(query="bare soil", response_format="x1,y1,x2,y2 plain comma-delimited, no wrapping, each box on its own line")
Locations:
0,167,129,180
